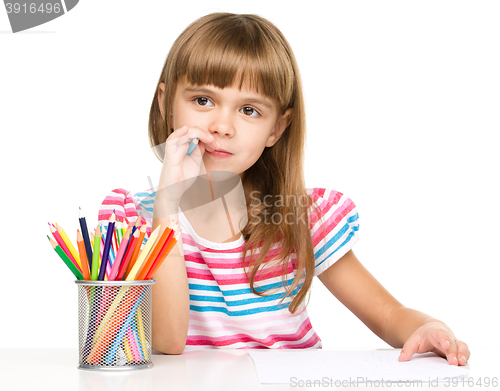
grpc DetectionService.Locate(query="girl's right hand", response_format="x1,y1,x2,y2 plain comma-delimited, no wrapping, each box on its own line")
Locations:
158,125,219,203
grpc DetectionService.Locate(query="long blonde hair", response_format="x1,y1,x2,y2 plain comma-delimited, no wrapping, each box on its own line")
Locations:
149,13,320,314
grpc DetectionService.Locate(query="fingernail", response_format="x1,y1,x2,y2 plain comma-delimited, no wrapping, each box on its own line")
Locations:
445,340,450,348
208,134,214,140
452,356,457,365
461,355,467,363
399,351,404,356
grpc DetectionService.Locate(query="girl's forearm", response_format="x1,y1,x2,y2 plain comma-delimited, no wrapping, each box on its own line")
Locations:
384,306,442,348
151,194,190,354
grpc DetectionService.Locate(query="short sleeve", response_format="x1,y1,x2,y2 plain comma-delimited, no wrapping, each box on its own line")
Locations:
97,188,152,237
308,188,360,277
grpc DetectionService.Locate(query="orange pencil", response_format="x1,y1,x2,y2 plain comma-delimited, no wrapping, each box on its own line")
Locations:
125,224,147,277
76,229,91,280
134,223,174,281
136,221,177,280
145,230,181,279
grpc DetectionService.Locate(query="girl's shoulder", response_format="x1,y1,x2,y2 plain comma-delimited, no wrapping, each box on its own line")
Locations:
306,187,360,276
306,187,358,223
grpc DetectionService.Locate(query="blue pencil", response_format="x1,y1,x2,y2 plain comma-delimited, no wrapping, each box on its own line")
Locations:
78,207,93,270
98,211,116,280
187,137,199,155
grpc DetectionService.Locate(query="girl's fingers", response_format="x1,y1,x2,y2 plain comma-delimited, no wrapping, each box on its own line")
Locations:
186,126,220,149
439,336,460,366
457,341,470,366
398,333,420,362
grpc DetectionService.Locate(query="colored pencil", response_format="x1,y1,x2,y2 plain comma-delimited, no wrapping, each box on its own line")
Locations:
79,208,94,271
76,229,91,280
126,225,161,281
115,229,140,281
131,215,142,236
48,236,84,280
86,286,131,363
108,226,132,281
100,227,116,280
104,287,147,363
135,222,175,281
91,225,101,280
144,230,180,280
136,307,149,361
56,223,82,270
98,211,116,281
125,224,147,277
49,223,81,272
187,137,199,155
116,217,123,246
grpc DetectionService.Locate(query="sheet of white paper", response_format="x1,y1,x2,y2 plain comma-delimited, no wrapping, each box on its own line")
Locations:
248,350,470,384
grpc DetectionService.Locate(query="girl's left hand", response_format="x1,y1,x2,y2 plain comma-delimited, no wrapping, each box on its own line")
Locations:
398,320,470,366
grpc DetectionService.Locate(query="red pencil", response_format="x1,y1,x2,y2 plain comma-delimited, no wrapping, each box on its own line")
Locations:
115,229,140,281
49,223,82,273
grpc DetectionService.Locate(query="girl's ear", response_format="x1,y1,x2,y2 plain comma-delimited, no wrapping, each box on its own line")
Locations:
158,83,166,119
266,108,294,147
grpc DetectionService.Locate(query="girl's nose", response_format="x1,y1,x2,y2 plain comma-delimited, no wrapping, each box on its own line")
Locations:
208,110,234,136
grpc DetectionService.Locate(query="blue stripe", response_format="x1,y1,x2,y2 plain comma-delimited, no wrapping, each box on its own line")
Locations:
315,222,350,260
316,229,357,269
188,278,297,296
138,199,155,204
347,213,359,224
134,191,156,197
190,302,289,316
189,283,302,306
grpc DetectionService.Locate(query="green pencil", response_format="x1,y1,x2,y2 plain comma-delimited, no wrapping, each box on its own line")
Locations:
91,225,101,280
48,236,84,280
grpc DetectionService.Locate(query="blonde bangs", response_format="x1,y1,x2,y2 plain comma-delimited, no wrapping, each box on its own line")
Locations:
174,17,295,112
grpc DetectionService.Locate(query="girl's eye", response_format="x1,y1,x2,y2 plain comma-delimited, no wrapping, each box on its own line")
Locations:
194,97,214,106
240,106,260,117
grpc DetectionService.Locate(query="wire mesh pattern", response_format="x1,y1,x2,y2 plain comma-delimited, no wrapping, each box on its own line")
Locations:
76,280,155,370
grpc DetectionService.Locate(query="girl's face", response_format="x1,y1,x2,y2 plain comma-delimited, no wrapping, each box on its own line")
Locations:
159,76,293,177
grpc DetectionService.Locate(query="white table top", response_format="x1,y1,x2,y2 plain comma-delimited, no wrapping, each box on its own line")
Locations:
1,347,498,390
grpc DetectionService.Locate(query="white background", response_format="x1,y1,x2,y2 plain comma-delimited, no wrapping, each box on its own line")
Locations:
1,1,498,350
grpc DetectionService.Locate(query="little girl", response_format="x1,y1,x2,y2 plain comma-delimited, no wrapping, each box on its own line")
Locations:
98,12,469,365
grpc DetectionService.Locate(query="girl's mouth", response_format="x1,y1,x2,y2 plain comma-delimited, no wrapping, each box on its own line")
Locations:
206,150,233,158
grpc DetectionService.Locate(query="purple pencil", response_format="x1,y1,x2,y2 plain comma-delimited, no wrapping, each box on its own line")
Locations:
108,226,132,280
98,211,116,280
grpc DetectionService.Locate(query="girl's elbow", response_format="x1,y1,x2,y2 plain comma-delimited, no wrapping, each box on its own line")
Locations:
153,338,186,355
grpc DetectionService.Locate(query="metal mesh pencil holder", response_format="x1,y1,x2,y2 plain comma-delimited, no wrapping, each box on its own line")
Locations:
75,280,155,371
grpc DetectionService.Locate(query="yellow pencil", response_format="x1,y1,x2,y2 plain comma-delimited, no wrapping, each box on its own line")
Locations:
125,225,161,281
56,222,82,270
136,307,149,361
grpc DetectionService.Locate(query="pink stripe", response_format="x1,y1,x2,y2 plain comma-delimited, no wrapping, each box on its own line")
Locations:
311,198,355,246
186,318,313,347
279,333,322,349
186,266,292,285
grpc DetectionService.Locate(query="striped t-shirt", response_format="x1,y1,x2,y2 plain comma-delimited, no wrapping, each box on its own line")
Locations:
98,187,360,349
